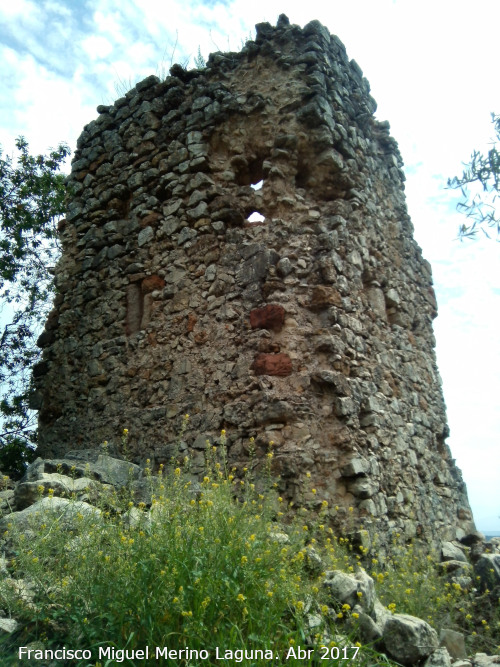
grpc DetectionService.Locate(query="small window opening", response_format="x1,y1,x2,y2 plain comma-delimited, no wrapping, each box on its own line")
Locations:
295,165,310,189
247,211,265,223
233,156,265,186
251,180,263,191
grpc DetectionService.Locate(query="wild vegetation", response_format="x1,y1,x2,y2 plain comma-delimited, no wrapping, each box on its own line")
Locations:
0,429,498,666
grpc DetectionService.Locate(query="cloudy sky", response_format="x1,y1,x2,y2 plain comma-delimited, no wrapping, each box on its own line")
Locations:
1,0,498,532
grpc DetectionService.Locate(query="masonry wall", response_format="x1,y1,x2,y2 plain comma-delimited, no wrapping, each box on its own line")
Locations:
33,15,475,550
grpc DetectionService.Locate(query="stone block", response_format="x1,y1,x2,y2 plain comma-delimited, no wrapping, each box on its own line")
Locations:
366,287,387,320
471,654,500,667
137,226,154,247
474,553,500,593
423,648,452,667
277,257,292,276
333,397,358,417
323,568,376,614
14,472,93,510
439,628,467,660
308,285,342,310
354,607,383,643
383,613,438,665
0,618,19,634
348,477,379,499
312,370,350,395
0,496,101,533
441,541,467,563
258,400,295,424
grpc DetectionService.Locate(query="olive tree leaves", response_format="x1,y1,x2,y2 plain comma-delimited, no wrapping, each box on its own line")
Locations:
448,113,499,240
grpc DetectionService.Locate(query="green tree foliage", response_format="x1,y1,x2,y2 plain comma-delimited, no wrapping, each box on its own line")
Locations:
448,113,500,240
0,137,69,476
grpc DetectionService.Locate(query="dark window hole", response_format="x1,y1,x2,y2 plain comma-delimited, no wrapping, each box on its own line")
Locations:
295,165,310,189
234,156,265,187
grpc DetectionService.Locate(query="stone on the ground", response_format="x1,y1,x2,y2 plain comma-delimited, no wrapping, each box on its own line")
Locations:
382,613,439,665
0,496,101,533
0,618,19,633
14,472,94,509
323,568,375,614
353,605,383,643
441,541,467,563
474,553,500,593
439,628,467,660
471,654,500,667
424,647,452,667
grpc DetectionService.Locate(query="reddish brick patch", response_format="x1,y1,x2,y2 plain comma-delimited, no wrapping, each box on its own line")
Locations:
141,275,166,293
308,286,342,310
253,353,292,377
250,304,285,331
187,312,197,332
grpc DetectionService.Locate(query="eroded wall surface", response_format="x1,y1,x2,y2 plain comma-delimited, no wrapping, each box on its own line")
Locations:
34,15,475,548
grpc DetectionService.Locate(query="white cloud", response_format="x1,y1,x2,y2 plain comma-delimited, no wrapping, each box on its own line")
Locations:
0,45,95,158
0,0,38,19
92,9,128,44
81,35,114,60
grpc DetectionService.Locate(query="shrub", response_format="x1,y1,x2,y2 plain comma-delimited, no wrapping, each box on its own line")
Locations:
0,441,385,666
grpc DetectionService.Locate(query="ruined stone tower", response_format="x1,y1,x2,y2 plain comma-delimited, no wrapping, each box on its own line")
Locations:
33,15,475,549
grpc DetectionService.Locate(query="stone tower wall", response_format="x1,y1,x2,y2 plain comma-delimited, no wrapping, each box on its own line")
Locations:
33,15,475,550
